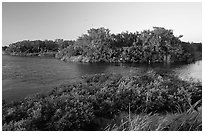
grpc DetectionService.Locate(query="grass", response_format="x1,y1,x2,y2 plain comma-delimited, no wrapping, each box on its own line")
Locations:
105,100,202,131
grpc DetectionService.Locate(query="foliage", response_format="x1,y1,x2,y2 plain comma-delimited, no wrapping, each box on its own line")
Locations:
5,39,65,54
55,27,201,63
2,92,95,131
180,42,202,62
55,45,83,59
4,27,201,63
55,39,75,51
2,70,202,131
106,106,202,131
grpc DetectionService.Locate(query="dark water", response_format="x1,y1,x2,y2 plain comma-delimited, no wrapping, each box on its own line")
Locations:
2,55,202,102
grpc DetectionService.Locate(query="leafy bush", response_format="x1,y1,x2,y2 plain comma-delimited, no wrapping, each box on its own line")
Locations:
3,90,95,130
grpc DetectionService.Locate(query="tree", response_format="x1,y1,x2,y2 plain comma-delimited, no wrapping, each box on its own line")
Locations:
138,27,183,63
74,27,112,61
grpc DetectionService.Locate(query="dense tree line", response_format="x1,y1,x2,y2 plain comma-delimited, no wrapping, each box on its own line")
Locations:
55,27,201,63
4,39,75,54
62,27,201,63
3,27,202,63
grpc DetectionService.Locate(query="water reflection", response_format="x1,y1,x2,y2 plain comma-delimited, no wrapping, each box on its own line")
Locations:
75,63,109,75
173,60,202,82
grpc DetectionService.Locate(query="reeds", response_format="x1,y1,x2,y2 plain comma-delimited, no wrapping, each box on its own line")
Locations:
106,101,202,131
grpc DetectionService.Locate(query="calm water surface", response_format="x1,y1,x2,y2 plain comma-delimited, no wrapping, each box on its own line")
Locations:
2,55,202,102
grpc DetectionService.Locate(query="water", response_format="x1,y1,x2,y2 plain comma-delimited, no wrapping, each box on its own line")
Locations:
2,55,202,102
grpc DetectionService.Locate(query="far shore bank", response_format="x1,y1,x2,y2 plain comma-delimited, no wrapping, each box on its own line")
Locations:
3,51,202,64
3,51,57,57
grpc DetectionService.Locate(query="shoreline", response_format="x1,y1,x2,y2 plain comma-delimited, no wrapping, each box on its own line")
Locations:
3,51,57,57
3,51,202,64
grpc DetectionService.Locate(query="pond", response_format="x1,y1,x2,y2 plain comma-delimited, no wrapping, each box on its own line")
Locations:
2,55,202,102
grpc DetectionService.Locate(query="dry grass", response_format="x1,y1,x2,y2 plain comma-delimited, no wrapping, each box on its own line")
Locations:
106,101,202,131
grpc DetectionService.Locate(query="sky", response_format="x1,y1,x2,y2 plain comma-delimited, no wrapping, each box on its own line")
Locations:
2,2,202,46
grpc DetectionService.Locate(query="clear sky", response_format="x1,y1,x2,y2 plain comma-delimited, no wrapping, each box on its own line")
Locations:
2,2,202,46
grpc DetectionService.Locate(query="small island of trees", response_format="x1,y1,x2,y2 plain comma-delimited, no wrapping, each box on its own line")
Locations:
3,27,202,64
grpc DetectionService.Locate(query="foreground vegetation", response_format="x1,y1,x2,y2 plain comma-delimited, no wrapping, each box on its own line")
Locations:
106,107,202,131
2,70,202,131
3,27,202,63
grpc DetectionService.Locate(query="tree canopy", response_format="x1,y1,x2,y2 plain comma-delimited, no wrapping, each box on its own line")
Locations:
4,27,202,63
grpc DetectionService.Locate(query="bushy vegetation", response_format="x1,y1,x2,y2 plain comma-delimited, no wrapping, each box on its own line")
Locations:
181,42,202,62
4,39,75,55
2,70,202,131
56,27,202,63
4,27,202,63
